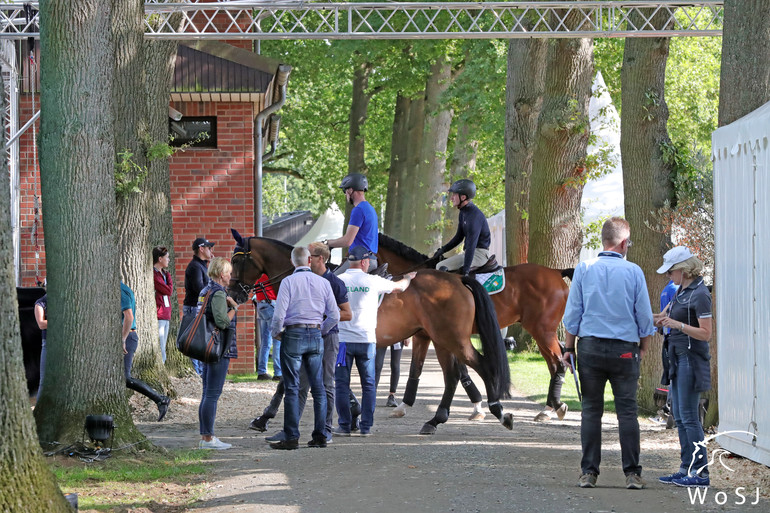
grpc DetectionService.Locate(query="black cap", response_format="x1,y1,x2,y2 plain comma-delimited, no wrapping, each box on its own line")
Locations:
192,237,215,250
348,246,375,262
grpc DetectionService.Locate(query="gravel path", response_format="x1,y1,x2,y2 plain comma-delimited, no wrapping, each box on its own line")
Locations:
137,348,768,513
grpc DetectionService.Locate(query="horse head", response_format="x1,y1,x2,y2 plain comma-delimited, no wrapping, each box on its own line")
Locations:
687,430,758,476
227,229,295,304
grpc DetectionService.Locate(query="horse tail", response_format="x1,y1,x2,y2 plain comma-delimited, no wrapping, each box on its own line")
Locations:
461,276,511,400
560,268,575,280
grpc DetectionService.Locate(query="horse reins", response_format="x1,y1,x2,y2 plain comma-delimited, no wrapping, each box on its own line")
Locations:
232,237,294,295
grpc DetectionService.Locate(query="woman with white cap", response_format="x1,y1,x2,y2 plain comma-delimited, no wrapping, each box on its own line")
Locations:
653,246,712,488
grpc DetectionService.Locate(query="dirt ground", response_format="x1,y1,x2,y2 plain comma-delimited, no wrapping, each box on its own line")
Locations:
126,348,769,513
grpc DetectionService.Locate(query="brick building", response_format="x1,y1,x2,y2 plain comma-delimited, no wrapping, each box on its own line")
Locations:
7,38,290,374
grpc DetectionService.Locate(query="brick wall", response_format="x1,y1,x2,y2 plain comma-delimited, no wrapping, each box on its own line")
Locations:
16,95,258,374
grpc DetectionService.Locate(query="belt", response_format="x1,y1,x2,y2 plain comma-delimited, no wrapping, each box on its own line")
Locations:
285,323,320,330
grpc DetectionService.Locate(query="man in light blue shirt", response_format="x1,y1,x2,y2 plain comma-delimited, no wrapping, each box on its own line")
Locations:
269,246,340,450
561,217,654,490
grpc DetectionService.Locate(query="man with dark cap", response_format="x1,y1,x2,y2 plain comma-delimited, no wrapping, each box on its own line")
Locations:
184,237,215,374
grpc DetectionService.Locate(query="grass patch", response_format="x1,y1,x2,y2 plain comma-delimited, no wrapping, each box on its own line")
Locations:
51,449,211,510
508,351,616,413
228,361,277,382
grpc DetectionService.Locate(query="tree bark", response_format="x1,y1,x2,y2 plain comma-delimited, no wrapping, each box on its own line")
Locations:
504,38,547,266
444,116,478,240
413,58,454,254
529,33,593,268
144,35,189,377
620,9,675,416
35,0,144,446
399,94,425,246
0,51,71,513
384,92,411,240
349,61,373,176
112,0,170,392
718,0,770,126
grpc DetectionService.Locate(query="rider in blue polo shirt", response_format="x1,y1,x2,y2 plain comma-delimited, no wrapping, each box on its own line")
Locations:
326,173,379,272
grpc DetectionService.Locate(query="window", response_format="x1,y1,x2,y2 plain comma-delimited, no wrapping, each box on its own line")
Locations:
169,116,217,148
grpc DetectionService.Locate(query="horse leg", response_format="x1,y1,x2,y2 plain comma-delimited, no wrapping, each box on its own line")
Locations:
390,332,430,418
458,364,485,421
528,329,568,422
419,348,460,435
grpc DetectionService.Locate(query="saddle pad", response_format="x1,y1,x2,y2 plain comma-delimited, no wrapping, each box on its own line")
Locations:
476,268,505,295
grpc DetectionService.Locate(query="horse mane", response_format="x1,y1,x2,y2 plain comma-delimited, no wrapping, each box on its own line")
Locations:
378,233,428,263
259,236,294,252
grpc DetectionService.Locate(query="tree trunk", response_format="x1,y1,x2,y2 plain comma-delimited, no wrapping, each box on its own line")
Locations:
384,92,411,240
620,9,675,417
0,55,71,513
529,33,593,268
35,0,144,446
399,94,425,247
414,58,454,254
504,38,547,266
349,61,373,176
144,35,189,377
718,0,770,126
444,117,478,241
113,0,170,392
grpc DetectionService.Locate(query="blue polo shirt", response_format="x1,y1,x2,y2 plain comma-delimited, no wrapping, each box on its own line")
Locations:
120,282,137,330
349,200,378,253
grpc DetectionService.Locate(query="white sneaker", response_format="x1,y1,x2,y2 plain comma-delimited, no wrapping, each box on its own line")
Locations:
199,436,232,450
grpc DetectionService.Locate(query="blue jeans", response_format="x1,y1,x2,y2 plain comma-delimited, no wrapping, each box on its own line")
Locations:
199,357,230,436
335,342,376,433
280,327,326,441
257,302,281,376
577,337,641,476
158,319,169,363
671,346,708,477
183,305,204,375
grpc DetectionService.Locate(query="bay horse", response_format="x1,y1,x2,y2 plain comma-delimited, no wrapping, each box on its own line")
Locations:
376,233,573,422
226,230,514,435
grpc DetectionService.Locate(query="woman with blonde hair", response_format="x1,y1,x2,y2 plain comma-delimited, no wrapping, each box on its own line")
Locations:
654,246,712,488
198,257,239,450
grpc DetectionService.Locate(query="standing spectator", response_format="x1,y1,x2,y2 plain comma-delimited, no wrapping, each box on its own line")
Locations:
561,217,654,490
326,173,379,272
198,257,239,450
34,291,48,401
184,237,215,375
269,246,339,450
153,246,173,363
654,247,713,488
254,274,281,381
334,246,414,436
250,242,352,442
121,281,171,422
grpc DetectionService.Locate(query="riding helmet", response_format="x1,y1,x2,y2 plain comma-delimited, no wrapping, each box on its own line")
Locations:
339,173,369,192
448,178,476,200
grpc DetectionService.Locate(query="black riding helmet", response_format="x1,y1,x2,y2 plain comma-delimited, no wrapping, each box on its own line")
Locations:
448,178,476,200
339,173,368,192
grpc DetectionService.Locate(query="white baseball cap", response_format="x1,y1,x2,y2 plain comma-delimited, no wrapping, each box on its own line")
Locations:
657,246,694,274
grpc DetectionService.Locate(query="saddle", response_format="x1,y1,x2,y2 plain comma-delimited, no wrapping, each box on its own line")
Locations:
441,255,501,275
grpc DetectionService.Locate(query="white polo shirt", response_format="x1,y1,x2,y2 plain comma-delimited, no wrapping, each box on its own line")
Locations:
338,269,399,344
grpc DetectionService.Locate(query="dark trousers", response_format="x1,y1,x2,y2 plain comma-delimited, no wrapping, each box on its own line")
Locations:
577,337,642,476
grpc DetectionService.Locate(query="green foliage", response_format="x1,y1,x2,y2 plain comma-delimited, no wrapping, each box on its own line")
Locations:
114,149,149,198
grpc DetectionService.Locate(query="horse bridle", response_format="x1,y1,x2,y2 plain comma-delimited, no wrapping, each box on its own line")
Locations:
231,237,294,297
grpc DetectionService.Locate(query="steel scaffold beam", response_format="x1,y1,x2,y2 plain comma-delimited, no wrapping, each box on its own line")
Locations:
1,1,723,40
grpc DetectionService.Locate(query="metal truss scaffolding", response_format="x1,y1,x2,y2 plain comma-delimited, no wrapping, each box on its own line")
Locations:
1,2,724,41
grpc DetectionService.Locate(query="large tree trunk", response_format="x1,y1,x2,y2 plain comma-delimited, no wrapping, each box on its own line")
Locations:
144,35,189,377
444,116,478,241
384,92,411,240
413,58,454,254
0,58,71,513
113,0,170,392
35,0,144,446
718,0,770,126
529,34,593,268
620,9,675,417
504,38,547,266
349,61,373,176
399,94,425,247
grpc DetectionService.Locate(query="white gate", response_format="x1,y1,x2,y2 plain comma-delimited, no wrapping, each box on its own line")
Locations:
712,100,770,466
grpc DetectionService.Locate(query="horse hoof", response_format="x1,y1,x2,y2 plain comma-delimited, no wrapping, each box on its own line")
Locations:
533,411,552,422
468,411,486,421
556,403,568,421
502,413,514,430
419,423,437,435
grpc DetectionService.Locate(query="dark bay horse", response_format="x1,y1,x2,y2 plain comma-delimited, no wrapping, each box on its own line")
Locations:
376,233,573,422
226,231,514,435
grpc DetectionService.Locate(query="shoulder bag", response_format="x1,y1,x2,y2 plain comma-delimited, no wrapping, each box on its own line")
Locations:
176,290,224,363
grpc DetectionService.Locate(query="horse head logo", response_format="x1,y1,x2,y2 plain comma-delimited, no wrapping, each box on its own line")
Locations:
687,430,757,476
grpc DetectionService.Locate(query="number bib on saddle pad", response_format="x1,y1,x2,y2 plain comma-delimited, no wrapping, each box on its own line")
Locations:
475,268,505,295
